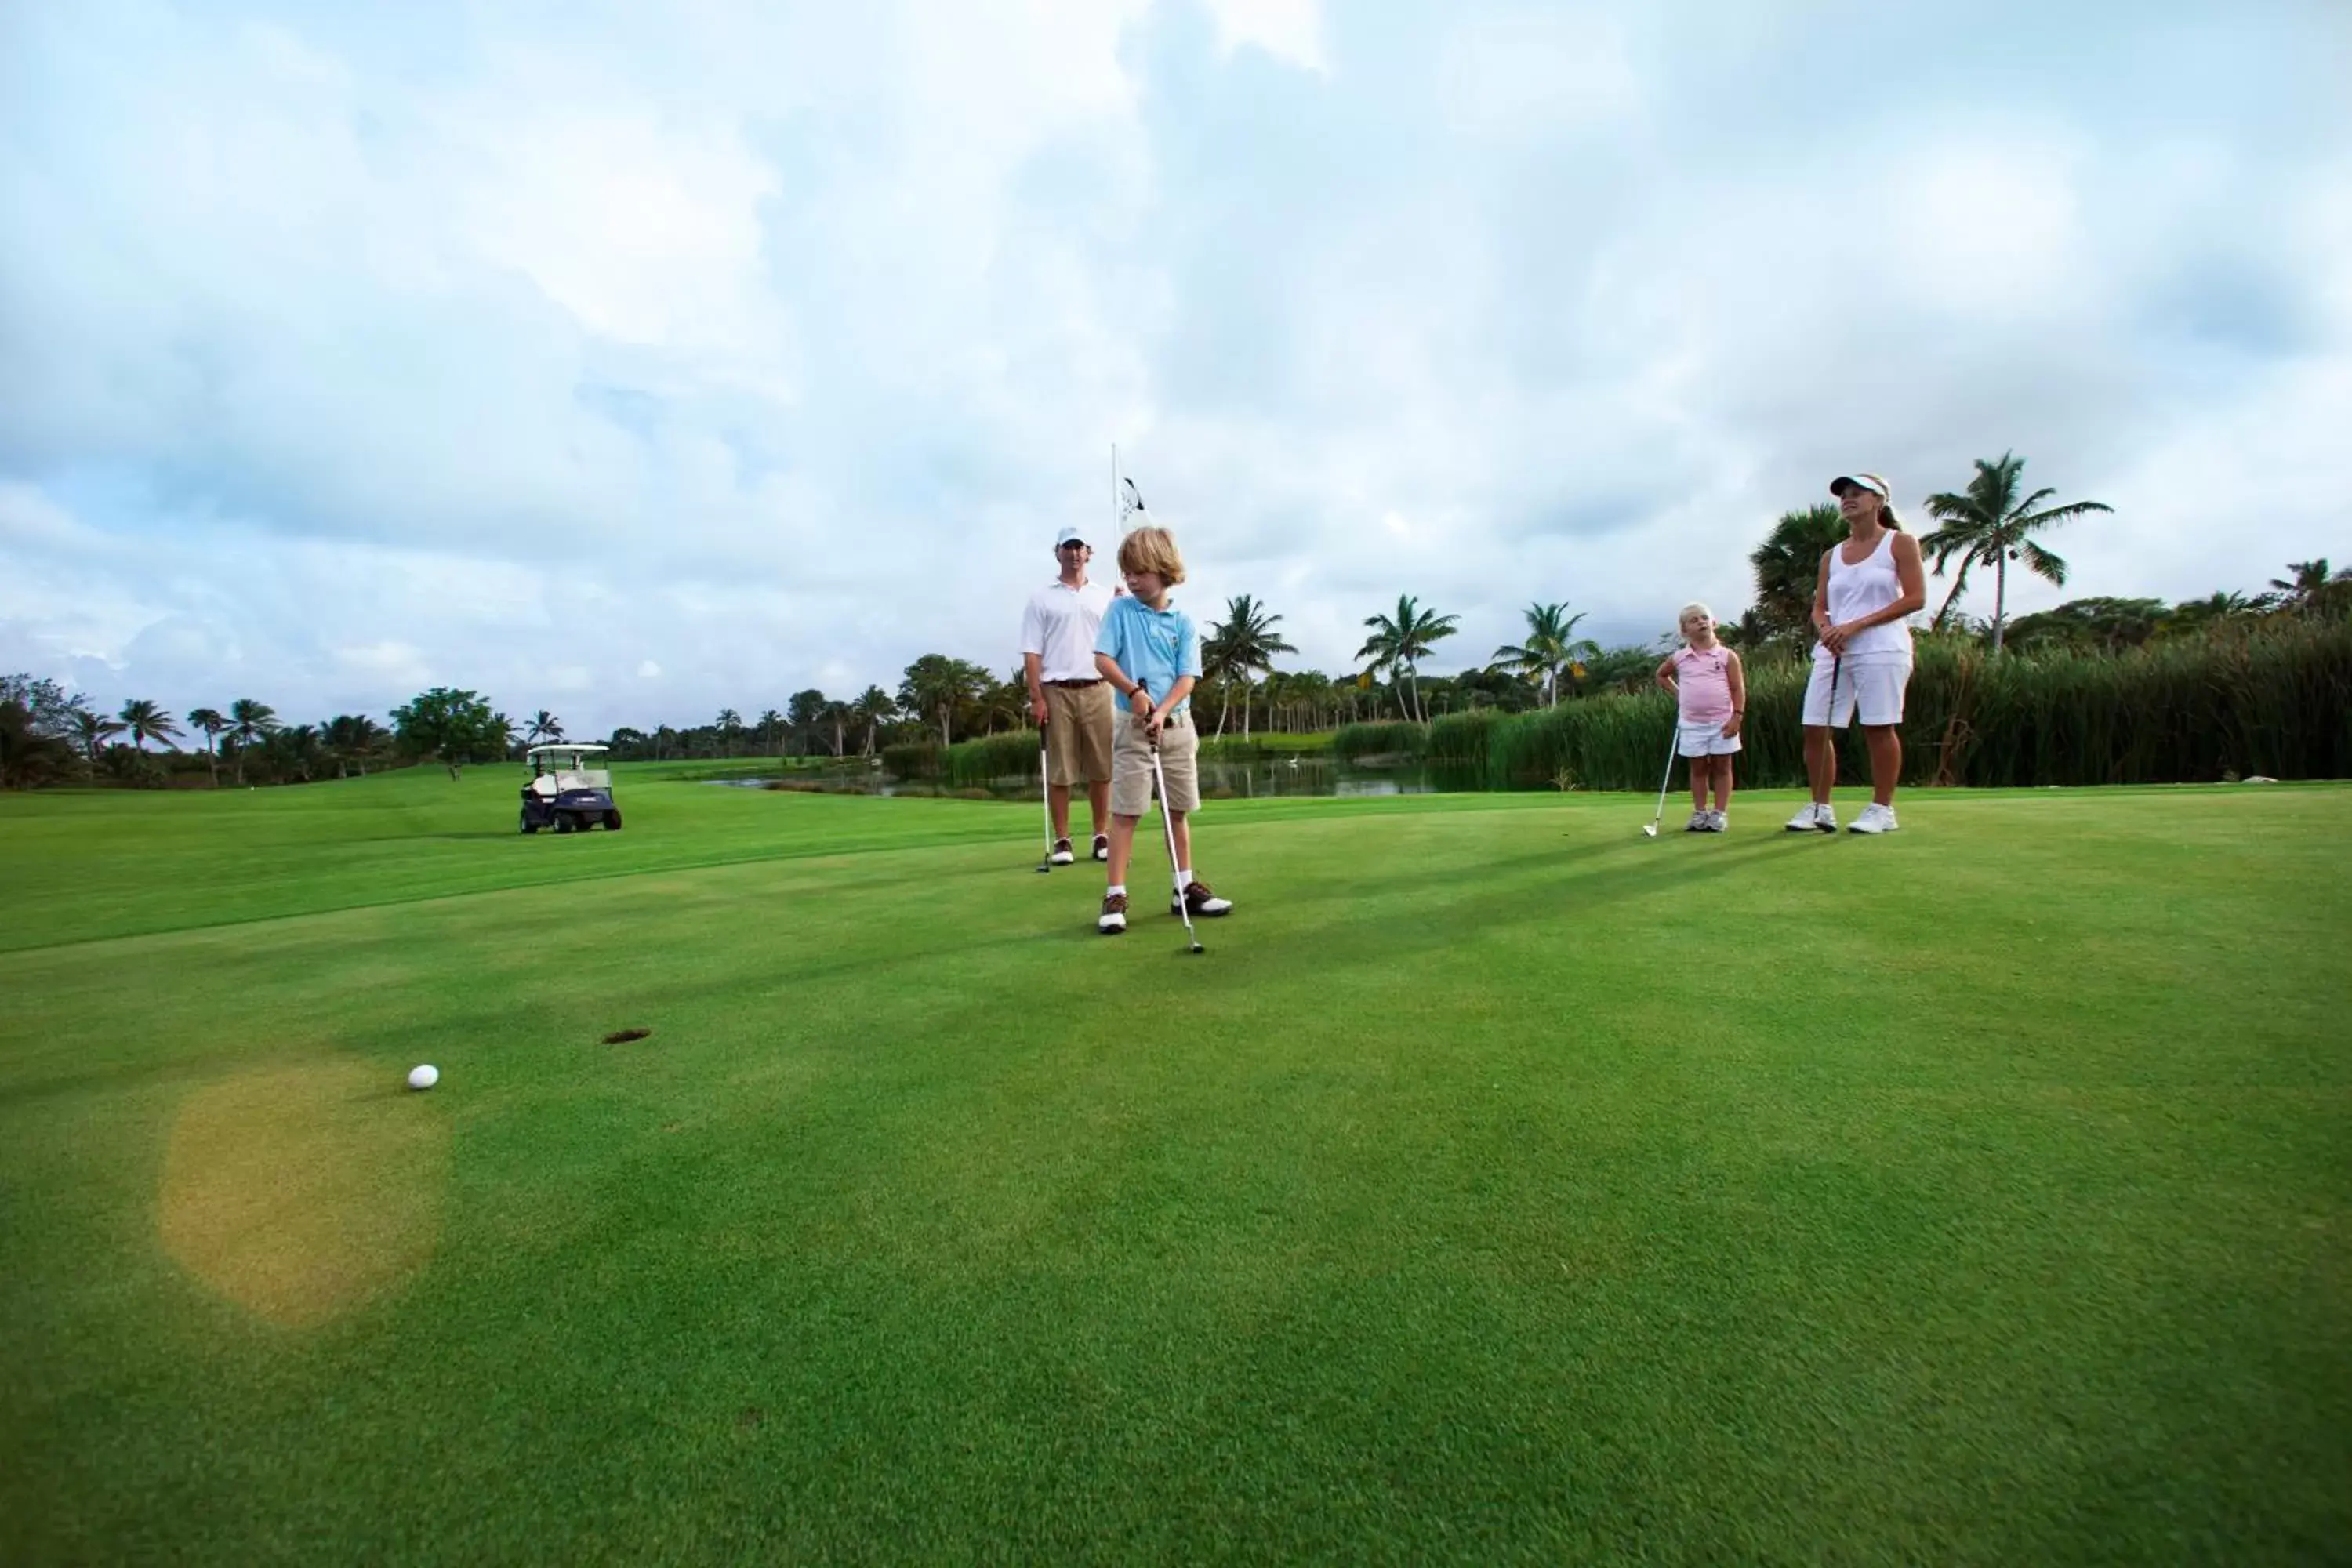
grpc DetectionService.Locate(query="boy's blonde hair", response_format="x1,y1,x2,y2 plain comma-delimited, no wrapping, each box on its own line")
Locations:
1678,601,1714,626
1117,525,1186,585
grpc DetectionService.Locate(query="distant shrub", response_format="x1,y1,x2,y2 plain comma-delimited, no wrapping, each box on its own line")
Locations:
881,741,942,781
1333,721,1428,763
942,731,1042,786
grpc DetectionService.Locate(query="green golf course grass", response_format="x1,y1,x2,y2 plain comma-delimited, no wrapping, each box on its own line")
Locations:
3,766,2347,1563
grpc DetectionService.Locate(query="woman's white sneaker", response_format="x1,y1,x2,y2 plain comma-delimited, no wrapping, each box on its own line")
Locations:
1785,803,1836,833
1848,803,1900,834
1684,810,1710,833
1704,811,1727,833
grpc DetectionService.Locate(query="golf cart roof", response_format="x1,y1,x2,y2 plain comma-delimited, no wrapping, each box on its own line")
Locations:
527,743,608,757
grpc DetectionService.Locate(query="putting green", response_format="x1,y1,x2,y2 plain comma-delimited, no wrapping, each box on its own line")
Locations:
2,766,2347,1562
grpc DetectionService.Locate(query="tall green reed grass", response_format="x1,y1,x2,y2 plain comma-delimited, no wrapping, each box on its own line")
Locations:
880,741,942,780
1472,621,2352,790
1333,721,1428,762
891,623,2350,790
942,731,1046,786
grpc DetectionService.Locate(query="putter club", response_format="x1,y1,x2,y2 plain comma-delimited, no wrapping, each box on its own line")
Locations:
1034,717,1054,873
1824,649,1842,823
1150,737,1204,955
1642,715,1680,837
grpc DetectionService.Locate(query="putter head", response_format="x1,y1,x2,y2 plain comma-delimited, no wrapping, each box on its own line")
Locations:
1035,862,1053,873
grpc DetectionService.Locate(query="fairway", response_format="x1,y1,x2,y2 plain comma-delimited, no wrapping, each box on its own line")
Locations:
3,769,2348,1563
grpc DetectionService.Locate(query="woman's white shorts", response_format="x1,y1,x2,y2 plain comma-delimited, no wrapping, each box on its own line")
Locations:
1804,655,1911,728
1676,720,1743,757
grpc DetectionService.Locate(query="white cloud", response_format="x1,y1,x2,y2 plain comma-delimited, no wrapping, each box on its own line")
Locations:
1889,140,2092,316
1200,0,1328,73
454,108,786,356
0,483,95,550
0,0,2346,733
332,642,433,688
1438,7,1640,136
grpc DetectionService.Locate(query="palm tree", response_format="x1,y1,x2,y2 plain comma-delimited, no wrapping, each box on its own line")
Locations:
268,724,325,783
2160,591,2257,638
1356,595,1459,724
1271,670,1332,732
1922,452,2113,653
976,670,1029,736
67,708,125,764
851,687,896,754
1748,505,1846,642
713,709,745,758
2267,559,2351,619
756,709,786,758
1720,607,1775,652
524,710,564,746
2269,559,2331,605
117,699,182,753
1202,594,1298,738
1490,602,1599,706
226,699,278,786
186,707,227,786
898,657,989,746
322,714,389,776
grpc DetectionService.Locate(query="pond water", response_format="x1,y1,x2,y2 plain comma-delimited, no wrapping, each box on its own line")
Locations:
709,754,1452,799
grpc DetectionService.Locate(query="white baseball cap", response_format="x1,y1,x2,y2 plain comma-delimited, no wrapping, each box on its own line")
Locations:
1054,526,1088,548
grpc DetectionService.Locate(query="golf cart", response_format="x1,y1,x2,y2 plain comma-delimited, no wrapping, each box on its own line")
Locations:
520,745,622,834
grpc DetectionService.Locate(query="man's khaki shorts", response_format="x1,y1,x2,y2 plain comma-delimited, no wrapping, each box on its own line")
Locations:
1043,681,1115,786
1111,709,1199,817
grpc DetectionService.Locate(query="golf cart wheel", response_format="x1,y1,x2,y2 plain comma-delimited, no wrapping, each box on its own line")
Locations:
604,809,623,831
520,810,538,835
555,814,575,834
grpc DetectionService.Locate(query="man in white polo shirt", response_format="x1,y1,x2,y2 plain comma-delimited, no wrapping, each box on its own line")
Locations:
1021,526,1119,864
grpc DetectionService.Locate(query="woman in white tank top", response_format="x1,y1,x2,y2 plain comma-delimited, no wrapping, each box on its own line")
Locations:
1790,471,1927,835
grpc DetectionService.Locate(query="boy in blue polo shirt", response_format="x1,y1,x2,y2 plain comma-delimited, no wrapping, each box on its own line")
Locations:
1090,524,1236,935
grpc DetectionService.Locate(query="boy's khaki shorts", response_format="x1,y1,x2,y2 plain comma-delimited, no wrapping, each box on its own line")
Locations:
1043,681,1114,786
1111,709,1199,817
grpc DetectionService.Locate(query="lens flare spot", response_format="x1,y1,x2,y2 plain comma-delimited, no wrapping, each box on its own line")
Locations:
159,1060,448,1328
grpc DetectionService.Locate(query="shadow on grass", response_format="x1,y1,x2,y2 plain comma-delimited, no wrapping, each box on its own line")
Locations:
1210,833,1831,980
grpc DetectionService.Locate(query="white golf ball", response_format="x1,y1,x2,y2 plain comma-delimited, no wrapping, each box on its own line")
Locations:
407,1064,440,1091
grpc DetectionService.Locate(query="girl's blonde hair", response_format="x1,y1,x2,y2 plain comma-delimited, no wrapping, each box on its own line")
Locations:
1678,601,1714,626
1117,525,1186,585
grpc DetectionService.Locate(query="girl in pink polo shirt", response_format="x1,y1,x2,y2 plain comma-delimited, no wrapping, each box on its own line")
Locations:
1654,602,1746,832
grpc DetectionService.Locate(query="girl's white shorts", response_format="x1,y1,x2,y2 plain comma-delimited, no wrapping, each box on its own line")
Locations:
1676,720,1742,757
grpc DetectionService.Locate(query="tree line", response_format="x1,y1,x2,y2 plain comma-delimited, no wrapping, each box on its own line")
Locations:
0,684,517,791
9,451,2345,788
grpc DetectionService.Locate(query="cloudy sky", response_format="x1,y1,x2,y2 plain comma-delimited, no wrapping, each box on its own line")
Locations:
4,0,2347,735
